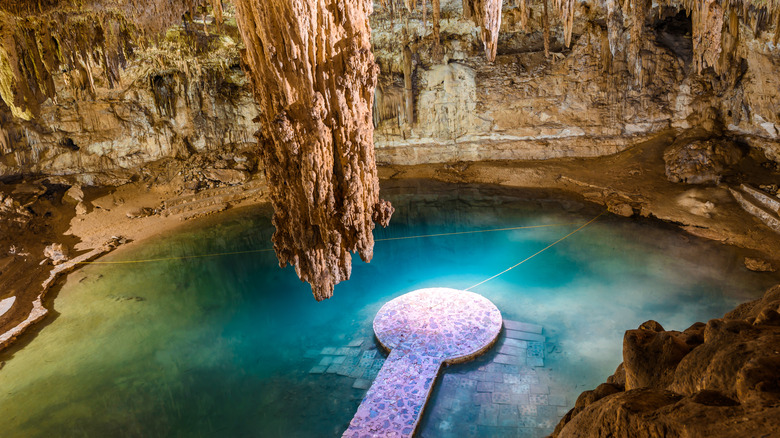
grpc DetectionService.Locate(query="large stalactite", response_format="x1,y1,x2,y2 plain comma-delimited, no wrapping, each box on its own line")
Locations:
234,0,393,300
464,0,503,62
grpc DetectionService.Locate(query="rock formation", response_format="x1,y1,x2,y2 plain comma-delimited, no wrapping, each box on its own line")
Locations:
233,0,393,300
463,0,503,62
664,137,743,184
0,1,259,186
0,0,779,297
552,284,780,438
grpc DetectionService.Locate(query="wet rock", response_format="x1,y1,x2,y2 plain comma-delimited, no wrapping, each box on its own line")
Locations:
745,257,776,272
43,243,69,265
664,139,743,185
75,201,89,216
63,185,84,204
553,285,780,438
105,236,128,248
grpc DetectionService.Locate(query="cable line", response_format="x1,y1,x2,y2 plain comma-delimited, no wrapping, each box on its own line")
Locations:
76,221,579,265
464,211,605,291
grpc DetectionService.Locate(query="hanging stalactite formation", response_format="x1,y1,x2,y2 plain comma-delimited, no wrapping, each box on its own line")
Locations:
0,0,224,120
462,0,504,62
543,0,551,58
554,0,576,47
481,0,504,62
234,0,394,301
432,0,442,48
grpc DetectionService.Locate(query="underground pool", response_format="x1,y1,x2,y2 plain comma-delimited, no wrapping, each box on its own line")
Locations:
2,181,778,438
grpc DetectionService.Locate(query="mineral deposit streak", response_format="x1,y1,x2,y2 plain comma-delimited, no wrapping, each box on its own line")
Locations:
344,288,503,437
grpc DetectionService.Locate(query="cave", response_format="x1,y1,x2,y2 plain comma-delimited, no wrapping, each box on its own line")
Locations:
1,0,780,437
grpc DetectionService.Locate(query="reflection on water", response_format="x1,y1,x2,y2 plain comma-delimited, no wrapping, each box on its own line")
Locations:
1,181,777,438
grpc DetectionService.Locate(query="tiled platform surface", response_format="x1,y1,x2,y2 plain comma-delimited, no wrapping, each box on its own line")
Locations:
344,288,503,438
308,311,569,437
424,320,569,437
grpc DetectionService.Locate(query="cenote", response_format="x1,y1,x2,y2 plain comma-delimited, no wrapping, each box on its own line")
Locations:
2,181,778,438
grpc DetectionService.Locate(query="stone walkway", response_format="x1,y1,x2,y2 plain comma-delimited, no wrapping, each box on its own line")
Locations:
308,295,568,437
343,288,502,438
424,321,568,437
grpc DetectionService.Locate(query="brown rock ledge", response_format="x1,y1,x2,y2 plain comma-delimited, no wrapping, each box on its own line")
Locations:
551,284,780,438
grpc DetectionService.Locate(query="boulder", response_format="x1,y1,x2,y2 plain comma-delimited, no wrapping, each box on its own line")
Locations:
663,139,742,184
607,202,634,217
63,185,84,204
126,207,156,219
745,257,776,272
43,243,69,265
553,285,780,438
75,201,89,216
623,322,695,390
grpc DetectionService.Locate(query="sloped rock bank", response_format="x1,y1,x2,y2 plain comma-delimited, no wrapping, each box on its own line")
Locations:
552,284,780,438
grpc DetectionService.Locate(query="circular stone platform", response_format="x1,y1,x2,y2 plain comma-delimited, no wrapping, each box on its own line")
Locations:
345,288,503,437
373,287,503,364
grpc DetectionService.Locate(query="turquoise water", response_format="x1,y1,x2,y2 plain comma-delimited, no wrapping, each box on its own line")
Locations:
1,181,778,437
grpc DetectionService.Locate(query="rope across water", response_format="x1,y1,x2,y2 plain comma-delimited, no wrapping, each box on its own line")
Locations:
464,211,605,291
76,212,606,289
76,222,579,265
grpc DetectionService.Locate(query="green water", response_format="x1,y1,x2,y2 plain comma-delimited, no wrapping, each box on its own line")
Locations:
2,181,778,438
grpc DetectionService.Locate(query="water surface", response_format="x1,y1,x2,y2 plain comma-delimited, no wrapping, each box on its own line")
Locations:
2,181,777,437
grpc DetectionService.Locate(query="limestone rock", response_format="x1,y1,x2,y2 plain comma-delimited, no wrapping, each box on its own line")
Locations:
201,168,249,186
234,0,393,300
623,323,696,390
607,202,634,217
63,185,84,204
664,138,743,185
43,244,69,265
553,284,780,438
745,257,777,272
126,207,156,219
75,201,89,216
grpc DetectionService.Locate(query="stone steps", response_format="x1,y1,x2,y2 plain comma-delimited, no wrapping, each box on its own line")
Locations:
730,184,780,233
740,183,780,215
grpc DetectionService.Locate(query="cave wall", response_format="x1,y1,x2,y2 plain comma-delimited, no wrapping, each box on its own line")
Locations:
371,0,780,165
0,2,259,186
0,0,777,182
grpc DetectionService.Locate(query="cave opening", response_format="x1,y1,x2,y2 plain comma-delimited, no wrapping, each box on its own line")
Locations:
60,137,79,151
